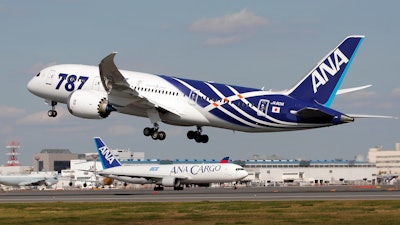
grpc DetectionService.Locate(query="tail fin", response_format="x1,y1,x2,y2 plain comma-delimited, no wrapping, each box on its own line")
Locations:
219,157,230,163
93,137,122,169
288,35,364,107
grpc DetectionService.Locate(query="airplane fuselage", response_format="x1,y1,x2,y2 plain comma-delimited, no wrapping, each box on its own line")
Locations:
0,174,58,187
99,163,248,185
27,36,365,142
28,64,346,132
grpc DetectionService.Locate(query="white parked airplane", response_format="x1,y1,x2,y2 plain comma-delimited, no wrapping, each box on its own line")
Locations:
94,137,248,190
0,172,58,187
27,36,390,143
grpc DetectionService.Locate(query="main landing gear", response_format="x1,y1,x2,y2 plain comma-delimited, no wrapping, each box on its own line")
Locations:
187,126,209,143
143,123,166,140
143,123,209,143
47,101,57,117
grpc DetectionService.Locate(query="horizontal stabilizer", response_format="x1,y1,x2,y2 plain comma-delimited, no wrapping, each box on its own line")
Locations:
348,114,398,119
336,85,372,95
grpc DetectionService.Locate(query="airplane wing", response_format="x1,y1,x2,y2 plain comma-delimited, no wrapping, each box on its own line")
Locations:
99,52,135,97
18,177,48,186
99,53,182,116
99,171,188,181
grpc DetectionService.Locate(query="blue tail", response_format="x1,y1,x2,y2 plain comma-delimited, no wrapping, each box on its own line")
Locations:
219,157,230,163
94,137,122,169
288,35,364,107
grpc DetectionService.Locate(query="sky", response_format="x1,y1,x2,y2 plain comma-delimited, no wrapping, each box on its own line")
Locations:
0,1,399,165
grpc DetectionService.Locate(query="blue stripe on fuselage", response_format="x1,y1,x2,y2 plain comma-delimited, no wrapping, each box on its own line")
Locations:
157,75,308,127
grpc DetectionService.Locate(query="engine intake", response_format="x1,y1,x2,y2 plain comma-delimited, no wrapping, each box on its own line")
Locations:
67,90,114,119
161,176,181,187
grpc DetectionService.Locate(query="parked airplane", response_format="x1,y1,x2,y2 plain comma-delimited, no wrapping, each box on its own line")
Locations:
27,35,387,143
94,137,248,190
0,172,58,188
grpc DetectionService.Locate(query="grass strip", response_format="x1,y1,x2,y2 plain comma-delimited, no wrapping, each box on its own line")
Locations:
0,201,399,225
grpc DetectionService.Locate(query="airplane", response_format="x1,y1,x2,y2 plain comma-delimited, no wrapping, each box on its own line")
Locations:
0,172,58,188
93,137,248,190
27,35,390,143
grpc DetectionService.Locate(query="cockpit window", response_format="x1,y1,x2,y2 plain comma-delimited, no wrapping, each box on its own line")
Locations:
36,73,40,77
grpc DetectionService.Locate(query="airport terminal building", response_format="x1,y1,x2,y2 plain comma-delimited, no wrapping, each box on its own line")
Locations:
243,159,376,186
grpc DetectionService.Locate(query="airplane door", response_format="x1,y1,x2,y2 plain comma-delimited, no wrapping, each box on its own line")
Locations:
257,99,270,116
188,90,199,105
45,70,56,85
92,76,101,90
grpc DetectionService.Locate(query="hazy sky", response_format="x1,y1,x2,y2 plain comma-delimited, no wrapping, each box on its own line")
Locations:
1,1,399,165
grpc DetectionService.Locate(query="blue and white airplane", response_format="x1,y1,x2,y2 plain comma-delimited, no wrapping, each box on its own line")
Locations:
94,137,248,190
27,35,386,143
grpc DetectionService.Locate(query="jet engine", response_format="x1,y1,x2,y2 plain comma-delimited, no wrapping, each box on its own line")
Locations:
103,177,114,185
67,90,114,119
161,176,181,187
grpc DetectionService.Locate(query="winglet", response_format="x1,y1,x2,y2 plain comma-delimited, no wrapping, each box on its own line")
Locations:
93,137,122,169
98,52,131,93
288,35,365,106
219,157,230,163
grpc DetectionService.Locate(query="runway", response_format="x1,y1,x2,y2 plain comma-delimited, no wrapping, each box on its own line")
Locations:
1,186,399,203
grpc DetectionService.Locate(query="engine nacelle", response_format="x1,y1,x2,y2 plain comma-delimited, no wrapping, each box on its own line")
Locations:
67,90,113,119
103,177,114,185
161,176,181,187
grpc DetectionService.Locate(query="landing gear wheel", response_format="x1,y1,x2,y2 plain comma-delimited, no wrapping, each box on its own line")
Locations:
151,131,159,140
187,126,209,143
47,110,57,117
144,124,166,141
201,134,209,143
154,186,164,191
194,134,208,143
158,131,166,140
194,134,202,143
187,130,195,139
47,101,58,117
143,127,152,136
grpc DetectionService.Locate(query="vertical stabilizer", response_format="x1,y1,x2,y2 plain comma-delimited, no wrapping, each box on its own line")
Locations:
288,36,364,106
219,157,230,163
94,137,122,169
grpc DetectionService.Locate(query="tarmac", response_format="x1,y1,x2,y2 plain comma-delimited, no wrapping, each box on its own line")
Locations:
0,185,399,203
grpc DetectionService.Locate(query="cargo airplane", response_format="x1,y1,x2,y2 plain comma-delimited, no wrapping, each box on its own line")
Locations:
94,137,248,190
27,35,388,143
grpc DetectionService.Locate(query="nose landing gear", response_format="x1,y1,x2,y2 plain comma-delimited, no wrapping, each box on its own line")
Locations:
47,101,57,117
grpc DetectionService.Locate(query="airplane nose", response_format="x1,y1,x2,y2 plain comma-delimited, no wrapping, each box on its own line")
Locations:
27,78,34,93
27,76,39,95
